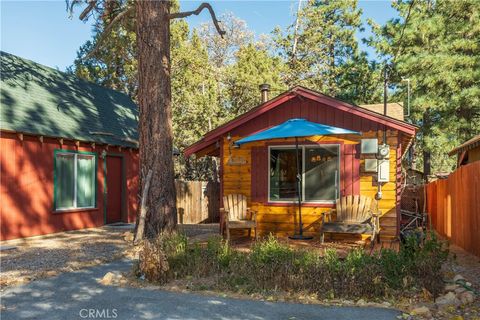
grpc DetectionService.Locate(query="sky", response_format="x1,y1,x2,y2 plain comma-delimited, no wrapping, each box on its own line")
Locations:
1,0,398,71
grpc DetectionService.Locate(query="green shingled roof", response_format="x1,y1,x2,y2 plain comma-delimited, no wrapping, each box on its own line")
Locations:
0,51,138,148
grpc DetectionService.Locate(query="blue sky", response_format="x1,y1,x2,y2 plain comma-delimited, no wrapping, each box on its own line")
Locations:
1,0,397,71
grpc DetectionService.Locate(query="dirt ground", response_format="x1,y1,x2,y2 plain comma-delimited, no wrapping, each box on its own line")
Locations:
0,226,133,288
2,224,479,319
0,224,219,289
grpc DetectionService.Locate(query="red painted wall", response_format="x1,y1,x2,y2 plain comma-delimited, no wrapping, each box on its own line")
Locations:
230,97,384,138
0,132,139,240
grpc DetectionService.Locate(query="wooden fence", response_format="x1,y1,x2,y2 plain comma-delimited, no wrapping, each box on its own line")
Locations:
426,161,480,257
176,180,220,224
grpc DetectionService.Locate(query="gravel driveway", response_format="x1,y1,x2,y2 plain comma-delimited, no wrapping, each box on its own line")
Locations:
0,226,132,288
0,224,219,288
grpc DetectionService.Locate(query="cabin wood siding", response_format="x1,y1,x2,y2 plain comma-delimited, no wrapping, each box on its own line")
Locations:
0,131,139,240
189,93,414,240
222,130,399,239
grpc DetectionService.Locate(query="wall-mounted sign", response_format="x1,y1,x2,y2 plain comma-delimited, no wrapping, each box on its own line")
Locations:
227,156,247,166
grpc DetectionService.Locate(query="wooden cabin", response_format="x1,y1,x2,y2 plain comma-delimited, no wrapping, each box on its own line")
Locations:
0,51,139,240
185,86,417,240
448,134,480,168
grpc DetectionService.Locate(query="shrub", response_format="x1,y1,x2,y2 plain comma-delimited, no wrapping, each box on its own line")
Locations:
135,231,448,300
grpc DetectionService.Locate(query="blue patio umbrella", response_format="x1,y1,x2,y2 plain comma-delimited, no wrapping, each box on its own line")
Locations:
235,118,360,240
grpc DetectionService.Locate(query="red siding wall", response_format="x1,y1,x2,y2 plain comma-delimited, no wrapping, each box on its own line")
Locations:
231,97,384,138
0,132,139,240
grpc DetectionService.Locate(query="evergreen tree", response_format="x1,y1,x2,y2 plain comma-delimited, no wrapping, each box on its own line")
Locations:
225,43,287,117
71,2,224,181
367,0,480,172
273,0,380,103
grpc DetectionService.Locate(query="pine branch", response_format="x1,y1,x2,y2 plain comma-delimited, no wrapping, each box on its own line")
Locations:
82,6,134,60
79,0,97,21
170,2,226,37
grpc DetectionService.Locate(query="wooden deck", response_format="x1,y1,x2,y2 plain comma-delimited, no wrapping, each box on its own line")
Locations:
228,235,400,256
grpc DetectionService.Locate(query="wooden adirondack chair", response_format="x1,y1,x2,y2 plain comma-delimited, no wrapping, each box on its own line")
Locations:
221,194,257,241
320,195,381,246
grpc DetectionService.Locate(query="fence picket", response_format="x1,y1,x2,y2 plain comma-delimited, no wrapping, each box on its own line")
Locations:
175,180,220,224
426,162,480,257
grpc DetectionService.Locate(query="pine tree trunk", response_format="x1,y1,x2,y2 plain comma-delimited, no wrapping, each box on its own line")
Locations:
136,0,177,238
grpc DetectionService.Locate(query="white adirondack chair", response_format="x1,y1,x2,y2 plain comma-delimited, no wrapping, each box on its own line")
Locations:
221,194,257,241
320,195,381,246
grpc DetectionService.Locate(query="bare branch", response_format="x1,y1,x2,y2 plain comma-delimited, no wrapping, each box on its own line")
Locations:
170,3,226,37
79,0,97,21
83,6,134,60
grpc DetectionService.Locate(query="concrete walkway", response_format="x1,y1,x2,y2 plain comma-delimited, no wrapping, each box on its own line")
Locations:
1,260,401,320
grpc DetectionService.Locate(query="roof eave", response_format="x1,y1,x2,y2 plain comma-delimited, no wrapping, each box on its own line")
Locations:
185,86,418,157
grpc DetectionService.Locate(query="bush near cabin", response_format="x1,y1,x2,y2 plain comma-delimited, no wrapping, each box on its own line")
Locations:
135,233,448,300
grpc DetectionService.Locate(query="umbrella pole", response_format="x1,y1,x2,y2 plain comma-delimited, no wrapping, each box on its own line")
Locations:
289,137,312,240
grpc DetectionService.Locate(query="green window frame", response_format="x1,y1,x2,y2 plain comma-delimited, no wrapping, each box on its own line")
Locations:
54,149,97,210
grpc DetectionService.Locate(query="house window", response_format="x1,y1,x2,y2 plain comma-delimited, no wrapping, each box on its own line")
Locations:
269,145,339,203
55,151,96,210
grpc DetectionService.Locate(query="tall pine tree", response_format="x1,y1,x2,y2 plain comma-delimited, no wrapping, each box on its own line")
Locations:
273,0,380,103
367,0,480,172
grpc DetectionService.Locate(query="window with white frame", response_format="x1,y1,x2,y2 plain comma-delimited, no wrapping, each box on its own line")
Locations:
269,145,339,203
55,151,96,210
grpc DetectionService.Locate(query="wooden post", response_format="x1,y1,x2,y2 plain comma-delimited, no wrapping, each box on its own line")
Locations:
134,170,153,244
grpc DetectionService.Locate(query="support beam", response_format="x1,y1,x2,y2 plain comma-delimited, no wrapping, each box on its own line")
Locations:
17,133,23,141
58,138,63,146
39,136,44,144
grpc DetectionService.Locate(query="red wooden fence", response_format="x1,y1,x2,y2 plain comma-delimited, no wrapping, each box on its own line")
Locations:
426,161,480,257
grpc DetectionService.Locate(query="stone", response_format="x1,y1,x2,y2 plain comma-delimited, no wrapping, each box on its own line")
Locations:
382,301,392,307
453,275,465,282
99,272,123,285
458,291,475,304
123,232,134,242
100,272,116,285
436,292,460,308
445,284,458,291
410,306,432,318
356,299,366,306
455,287,466,294
0,245,17,251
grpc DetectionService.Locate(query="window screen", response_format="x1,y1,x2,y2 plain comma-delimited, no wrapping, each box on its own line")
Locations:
268,145,339,203
304,145,339,201
55,152,96,210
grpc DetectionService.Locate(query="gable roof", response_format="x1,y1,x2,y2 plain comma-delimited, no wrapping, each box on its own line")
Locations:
448,134,480,156
185,86,417,157
0,51,138,147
